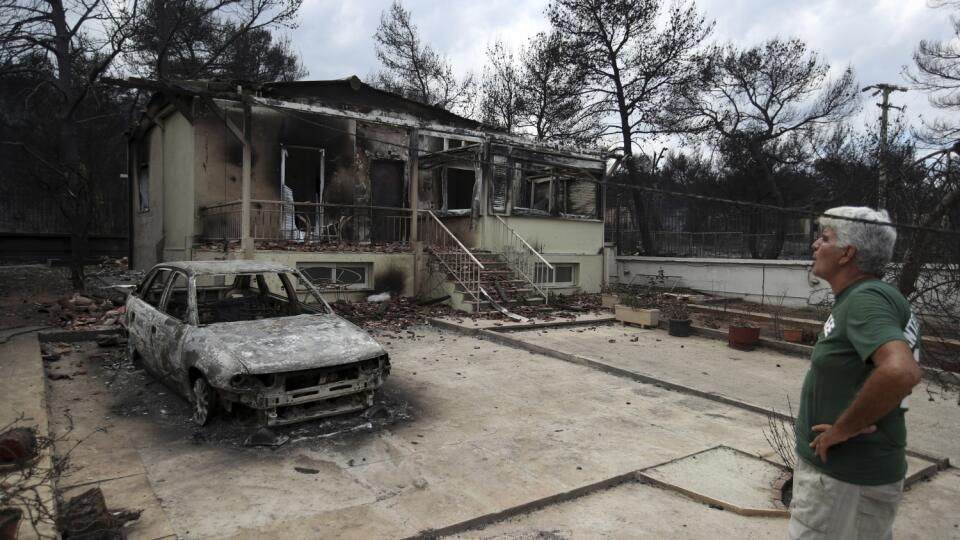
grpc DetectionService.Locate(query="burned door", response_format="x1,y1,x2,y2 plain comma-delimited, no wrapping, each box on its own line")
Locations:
370,160,406,243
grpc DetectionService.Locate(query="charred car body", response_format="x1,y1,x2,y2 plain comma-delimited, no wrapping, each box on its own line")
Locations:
124,260,390,426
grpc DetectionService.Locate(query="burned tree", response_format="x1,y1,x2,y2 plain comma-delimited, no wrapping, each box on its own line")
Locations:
0,0,302,288
0,0,139,288
673,38,859,258
548,0,713,255
372,0,474,114
129,0,303,81
518,31,599,144
478,40,522,133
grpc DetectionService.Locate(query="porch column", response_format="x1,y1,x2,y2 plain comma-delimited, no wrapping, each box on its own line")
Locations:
241,102,254,259
409,128,421,295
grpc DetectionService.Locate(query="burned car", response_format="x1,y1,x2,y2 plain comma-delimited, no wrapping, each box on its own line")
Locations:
124,261,390,426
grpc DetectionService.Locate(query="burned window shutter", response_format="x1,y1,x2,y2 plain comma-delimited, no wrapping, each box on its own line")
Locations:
566,178,598,217
491,165,508,213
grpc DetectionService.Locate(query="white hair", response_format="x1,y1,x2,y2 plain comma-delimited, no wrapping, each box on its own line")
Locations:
819,206,897,276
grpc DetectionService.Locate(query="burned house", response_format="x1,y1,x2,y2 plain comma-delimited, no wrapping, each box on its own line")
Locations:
125,76,606,312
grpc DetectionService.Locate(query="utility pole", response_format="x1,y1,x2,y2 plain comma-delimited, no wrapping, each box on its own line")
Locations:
862,84,907,210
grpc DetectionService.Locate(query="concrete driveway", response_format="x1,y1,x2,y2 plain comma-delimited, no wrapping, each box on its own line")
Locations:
38,321,960,539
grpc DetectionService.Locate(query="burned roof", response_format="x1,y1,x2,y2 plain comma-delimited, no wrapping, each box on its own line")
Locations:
156,260,295,276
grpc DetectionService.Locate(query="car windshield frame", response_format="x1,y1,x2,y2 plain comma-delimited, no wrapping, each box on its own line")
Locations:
193,270,333,327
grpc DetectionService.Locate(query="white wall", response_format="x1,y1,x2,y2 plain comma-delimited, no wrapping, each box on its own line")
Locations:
615,256,833,308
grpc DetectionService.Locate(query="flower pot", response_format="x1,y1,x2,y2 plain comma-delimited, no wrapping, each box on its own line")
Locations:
601,293,620,309
668,318,691,337
728,325,760,350
782,328,803,343
615,305,659,327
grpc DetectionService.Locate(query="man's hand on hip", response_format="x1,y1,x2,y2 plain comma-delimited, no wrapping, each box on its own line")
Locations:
809,423,877,463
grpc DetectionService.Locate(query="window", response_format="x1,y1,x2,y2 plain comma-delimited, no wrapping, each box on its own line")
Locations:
534,263,576,287
161,272,190,322
445,168,475,210
298,263,370,290
141,269,171,307
514,169,599,218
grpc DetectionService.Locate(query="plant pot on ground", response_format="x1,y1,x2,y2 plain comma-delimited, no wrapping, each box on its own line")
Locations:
782,328,803,343
728,319,761,350
601,293,620,309
615,305,660,327
666,301,691,337
615,294,662,327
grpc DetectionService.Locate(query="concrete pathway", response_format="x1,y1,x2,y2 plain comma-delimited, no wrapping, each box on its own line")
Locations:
484,322,960,466
0,328,57,539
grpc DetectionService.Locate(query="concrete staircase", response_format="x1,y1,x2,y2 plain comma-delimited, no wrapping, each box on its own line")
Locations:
428,250,548,314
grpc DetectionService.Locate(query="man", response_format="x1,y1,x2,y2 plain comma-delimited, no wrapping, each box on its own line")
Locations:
790,206,922,540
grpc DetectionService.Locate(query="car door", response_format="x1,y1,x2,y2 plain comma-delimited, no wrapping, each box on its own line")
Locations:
152,271,193,391
127,268,171,370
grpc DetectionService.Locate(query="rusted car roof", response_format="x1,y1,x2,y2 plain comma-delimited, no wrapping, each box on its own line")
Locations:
156,260,295,276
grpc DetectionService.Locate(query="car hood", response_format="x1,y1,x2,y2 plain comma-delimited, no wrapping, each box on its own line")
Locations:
203,314,386,374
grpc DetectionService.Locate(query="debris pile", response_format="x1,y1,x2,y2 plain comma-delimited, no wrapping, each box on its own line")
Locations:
57,487,140,539
333,297,455,331
53,294,125,330
194,240,412,254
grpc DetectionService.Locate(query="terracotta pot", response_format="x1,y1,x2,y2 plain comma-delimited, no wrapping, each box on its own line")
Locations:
728,325,760,350
0,428,36,464
668,318,691,337
782,328,803,343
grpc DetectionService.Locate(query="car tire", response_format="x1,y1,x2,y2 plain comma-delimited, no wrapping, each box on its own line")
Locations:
192,376,217,426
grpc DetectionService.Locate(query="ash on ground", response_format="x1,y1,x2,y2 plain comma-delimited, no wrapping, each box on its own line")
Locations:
79,340,415,450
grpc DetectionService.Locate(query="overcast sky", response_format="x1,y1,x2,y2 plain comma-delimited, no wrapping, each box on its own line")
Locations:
288,0,955,140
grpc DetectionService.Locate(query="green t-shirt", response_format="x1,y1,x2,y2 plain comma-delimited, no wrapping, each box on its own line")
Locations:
795,279,921,485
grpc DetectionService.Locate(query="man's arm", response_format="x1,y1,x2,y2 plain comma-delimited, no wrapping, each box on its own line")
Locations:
810,340,922,463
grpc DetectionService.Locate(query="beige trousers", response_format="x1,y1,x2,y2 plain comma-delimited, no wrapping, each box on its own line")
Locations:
789,458,903,539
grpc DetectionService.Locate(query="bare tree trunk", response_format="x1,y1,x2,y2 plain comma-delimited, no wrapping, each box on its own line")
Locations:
898,187,960,298
50,0,91,290
748,143,786,259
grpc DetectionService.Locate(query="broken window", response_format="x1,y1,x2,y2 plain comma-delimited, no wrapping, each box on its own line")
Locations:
445,168,475,211
514,169,599,218
370,160,406,243
298,263,370,290
142,269,171,308
194,273,302,325
161,272,190,322
565,177,599,217
280,146,325,241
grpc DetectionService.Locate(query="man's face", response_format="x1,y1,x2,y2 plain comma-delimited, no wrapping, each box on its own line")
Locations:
812,227,851,280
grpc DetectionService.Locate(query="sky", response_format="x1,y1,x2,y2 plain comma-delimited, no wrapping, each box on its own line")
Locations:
286,0,956,142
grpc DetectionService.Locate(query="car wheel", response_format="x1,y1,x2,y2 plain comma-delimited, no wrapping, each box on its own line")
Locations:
192,376,217,426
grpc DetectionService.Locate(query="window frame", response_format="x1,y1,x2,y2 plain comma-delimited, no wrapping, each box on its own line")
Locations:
296,262,372,290
535,262,577,288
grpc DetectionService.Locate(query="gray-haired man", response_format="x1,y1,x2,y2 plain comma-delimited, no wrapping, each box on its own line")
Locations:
789,206,922,540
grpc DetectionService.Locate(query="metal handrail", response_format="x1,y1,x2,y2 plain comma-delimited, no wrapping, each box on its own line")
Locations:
495,215,554,270
492,215,554,304
426,211,485,269
420,210,485,305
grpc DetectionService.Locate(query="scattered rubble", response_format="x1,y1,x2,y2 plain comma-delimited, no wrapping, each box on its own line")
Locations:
194,240,412,254
57,487,140,539
333,297,455,331
53,295,125,330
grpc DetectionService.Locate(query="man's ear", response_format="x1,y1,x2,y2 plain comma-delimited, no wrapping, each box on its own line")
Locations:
840,245,857,266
